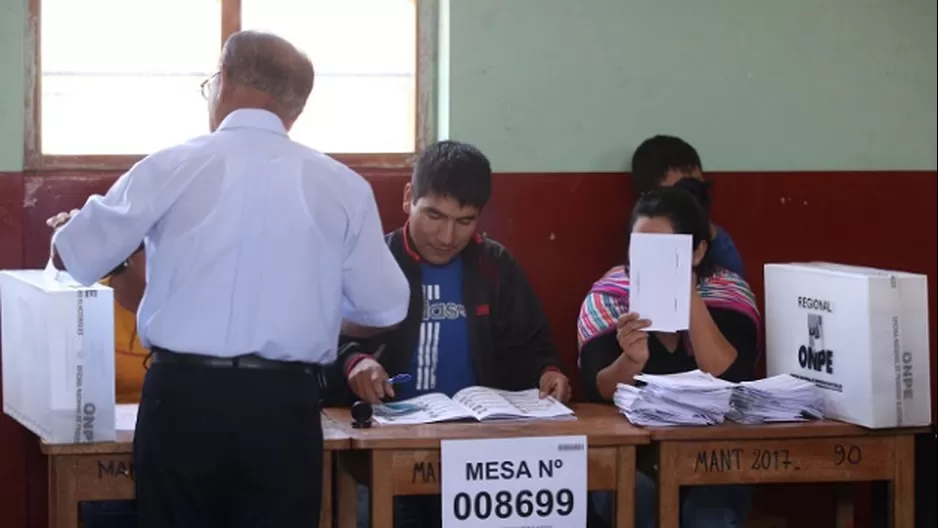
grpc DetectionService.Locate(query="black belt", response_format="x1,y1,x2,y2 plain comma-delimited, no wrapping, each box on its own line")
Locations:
150,347,320,376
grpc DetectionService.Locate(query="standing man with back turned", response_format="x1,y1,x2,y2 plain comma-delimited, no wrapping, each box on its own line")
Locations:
47,30,410,528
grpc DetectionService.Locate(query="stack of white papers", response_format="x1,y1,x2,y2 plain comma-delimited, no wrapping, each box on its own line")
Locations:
727,374,825,424
614,370,737,427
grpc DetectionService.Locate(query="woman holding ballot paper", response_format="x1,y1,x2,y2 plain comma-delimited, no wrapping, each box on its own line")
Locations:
576,186,761,527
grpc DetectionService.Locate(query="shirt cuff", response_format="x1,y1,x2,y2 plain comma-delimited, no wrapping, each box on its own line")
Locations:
52,229,94,286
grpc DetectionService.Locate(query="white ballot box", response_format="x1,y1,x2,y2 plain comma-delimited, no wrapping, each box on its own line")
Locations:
764,262,931,429
0,269,116,443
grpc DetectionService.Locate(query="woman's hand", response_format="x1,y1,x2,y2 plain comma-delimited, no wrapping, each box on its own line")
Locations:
616,312,651,366
594,313,653,400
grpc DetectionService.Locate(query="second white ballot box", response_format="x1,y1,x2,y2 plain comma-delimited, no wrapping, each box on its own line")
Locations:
764,262,931,429
0,268,116,444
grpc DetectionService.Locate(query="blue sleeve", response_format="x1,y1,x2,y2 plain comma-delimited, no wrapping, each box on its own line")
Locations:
710,227,745,278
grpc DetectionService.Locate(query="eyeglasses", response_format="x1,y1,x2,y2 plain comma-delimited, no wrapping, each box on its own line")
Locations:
200,72,219,100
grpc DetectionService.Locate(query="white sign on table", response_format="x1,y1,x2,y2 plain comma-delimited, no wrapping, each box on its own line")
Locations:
441,435,587,528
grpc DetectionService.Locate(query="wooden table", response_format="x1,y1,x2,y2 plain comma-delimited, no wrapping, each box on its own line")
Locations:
324,403,650,528
650,420,926,528
42,414,351,528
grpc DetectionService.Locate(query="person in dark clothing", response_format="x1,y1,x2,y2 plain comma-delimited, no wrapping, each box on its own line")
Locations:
577,187,761,528
338,140,571,528
630,135,746,278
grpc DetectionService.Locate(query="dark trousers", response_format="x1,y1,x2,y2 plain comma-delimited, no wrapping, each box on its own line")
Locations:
80,501,137,528
133,359,324,528
355,486,442,528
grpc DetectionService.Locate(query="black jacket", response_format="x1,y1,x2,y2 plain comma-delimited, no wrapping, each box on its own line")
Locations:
330,226,564,403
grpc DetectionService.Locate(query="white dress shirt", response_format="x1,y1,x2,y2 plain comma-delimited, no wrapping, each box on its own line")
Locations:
53,109,409,363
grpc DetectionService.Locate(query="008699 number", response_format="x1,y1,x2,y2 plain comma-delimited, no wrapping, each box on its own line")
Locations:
453,488,574,521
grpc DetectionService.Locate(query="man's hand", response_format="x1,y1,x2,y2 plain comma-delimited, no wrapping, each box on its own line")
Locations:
538,369,571,402
46,209,80,230
347,357,394,404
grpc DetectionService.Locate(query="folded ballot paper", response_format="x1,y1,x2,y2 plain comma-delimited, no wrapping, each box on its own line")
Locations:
614,370,736,427
0,261,116,444
727,374,825,424
614,370,825,427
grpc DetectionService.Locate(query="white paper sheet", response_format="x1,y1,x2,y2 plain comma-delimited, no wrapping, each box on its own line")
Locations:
115,404,138,431
628,233,692,332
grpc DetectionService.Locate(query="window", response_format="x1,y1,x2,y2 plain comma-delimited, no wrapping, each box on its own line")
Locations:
29,0,422,170
241,0,416,154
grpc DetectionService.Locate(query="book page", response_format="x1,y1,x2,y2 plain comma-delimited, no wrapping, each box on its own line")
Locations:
496,388,576,419
452,386,520,420
371,393,474,425
453,387,575,420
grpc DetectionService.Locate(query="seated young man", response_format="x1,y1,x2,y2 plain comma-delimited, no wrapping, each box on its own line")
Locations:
337,140,571,528
80,245,147,527
578,187,760,528
630,135,745,277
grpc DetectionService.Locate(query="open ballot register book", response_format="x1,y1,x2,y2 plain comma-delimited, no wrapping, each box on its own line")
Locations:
372,387,575,425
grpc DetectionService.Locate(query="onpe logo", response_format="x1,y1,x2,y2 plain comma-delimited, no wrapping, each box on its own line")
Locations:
798,313,833,374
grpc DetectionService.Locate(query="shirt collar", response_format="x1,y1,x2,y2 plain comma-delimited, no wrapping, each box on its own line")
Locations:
216,108,287,136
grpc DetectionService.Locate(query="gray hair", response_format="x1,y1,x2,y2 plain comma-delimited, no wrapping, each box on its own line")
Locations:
220,30,315,118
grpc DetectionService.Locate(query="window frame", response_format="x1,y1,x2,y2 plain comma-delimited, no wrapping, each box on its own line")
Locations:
24,0,433,172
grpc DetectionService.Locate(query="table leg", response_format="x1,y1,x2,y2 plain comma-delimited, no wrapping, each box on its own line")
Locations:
320,451,333,528
656,443,680,528
891,435,915,528
615,446,636,528
336,452,358,528
48,457,79,528
370,450,394,528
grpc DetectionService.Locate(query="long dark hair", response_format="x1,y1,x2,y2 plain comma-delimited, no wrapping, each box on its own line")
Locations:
627,186,715,279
